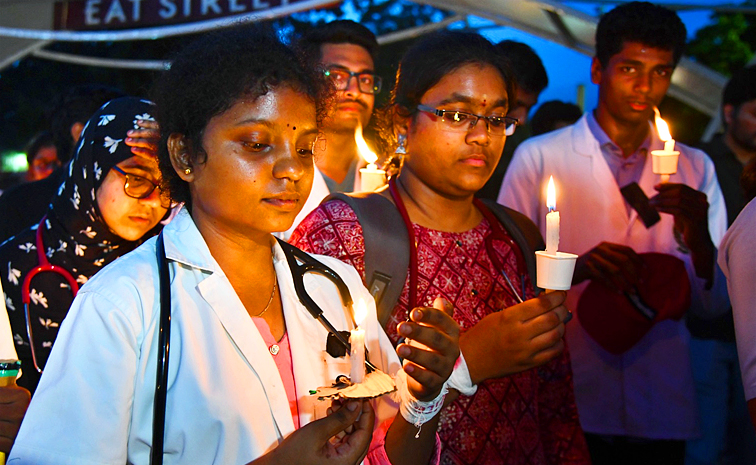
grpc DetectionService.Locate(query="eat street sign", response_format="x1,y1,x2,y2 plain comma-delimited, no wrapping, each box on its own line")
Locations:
53,0,310,30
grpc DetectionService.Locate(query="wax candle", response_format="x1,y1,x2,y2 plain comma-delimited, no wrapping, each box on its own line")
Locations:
545,176,560,255
355,124,386,192
652,108,679,183
350,298,367,384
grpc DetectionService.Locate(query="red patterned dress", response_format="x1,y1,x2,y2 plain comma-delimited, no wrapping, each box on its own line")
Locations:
291,200,590,465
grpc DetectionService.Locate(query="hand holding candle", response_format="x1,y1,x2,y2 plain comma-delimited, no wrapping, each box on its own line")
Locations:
350,298,367,384
535,176,578,291
652,108,679,183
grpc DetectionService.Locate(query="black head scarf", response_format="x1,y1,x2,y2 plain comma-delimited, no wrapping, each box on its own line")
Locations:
0,97,164,393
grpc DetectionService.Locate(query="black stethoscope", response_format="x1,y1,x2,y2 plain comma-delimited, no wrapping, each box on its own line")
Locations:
150,233,375,465
388,177,530,308
21,215,80,374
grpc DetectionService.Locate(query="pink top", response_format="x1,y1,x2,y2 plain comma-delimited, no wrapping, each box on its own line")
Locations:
252,318,300,429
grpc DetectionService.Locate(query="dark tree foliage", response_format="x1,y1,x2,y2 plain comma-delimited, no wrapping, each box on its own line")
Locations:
686,1,756,76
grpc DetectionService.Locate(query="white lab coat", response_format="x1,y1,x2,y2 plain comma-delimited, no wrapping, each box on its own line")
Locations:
719,197,756,400
9,208,401,465
498,113,727,439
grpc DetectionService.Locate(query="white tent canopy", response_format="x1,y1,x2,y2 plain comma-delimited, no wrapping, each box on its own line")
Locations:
0,0,738,117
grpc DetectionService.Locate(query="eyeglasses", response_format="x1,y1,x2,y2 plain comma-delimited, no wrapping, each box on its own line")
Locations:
112,166,171,208
324,67,382,94
415,104,519,136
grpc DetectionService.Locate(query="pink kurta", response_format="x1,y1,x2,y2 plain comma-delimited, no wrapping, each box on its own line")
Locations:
291,200,590,465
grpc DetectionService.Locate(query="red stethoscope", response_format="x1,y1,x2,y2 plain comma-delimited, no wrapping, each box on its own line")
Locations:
21,215,79,373
387,177,529,309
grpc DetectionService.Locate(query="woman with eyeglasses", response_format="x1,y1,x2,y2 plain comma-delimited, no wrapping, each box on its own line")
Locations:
292,31,591,464
0,97,169,451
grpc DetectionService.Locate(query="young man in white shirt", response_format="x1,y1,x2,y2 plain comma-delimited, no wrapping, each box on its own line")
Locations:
499,3,727,464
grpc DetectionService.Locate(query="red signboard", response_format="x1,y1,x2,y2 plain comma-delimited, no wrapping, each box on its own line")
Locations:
54,0,314,30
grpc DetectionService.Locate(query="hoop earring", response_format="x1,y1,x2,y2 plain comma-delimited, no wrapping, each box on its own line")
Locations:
395,134,407,155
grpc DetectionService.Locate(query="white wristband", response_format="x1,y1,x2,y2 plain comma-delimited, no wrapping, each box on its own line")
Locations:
446,352,477,396
395,368,448,437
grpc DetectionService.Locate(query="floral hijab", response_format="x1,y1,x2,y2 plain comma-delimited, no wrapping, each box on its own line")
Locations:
44,96,163,279
0,97,164,392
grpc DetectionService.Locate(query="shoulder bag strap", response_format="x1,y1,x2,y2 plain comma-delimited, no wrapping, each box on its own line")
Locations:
323,192,410,326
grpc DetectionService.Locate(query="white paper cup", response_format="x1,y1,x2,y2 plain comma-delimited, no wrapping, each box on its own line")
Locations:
535,251,578,290
651,150,679,176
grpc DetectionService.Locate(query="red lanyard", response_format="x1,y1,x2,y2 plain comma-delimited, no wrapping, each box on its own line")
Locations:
21,215,79,373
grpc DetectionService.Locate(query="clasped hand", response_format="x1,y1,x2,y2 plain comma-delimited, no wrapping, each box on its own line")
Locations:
460,291,569,384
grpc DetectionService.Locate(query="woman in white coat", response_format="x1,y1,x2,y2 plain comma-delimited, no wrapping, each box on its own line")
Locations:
8,26,459,465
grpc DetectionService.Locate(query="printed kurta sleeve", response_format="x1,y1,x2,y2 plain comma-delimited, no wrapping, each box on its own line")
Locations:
290,200,368,283
8,288,141,465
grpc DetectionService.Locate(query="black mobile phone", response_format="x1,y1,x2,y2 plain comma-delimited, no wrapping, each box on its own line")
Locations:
620,182,661,228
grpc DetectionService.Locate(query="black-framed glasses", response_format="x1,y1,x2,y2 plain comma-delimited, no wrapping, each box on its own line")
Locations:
324,67,382,94
416,104,519,136
112,166,171,208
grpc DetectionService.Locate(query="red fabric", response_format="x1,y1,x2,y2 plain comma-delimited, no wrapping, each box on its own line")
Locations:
291,200,590,465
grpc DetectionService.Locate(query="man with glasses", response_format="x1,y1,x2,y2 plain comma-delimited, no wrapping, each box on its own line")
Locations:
286,20,381,238
499,3,727,464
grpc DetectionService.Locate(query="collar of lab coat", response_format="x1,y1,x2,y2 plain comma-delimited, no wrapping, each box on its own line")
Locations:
571,113,669,229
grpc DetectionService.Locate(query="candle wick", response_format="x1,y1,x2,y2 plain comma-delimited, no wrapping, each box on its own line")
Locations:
548,206,556,213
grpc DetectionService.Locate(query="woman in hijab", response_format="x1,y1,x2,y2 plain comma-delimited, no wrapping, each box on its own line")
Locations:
0,97,170,394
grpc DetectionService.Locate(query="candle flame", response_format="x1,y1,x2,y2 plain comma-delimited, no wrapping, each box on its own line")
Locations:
654,107,672,142
547,176,556,212
354,298,367,326
355,124,378,165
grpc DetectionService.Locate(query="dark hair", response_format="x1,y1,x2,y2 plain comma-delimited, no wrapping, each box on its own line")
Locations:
296,20,379,68
47,85,126,163
496,40,548,95
722,65,756,126
379,31,515,155
742,159,756,203
595,2,687,68
23,130,56,166
151,25,327,208
530,100,583,136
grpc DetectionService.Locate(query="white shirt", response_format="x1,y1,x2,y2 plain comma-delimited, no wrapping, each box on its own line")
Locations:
498,113,727,439
719,197,756,400
9,208,401,465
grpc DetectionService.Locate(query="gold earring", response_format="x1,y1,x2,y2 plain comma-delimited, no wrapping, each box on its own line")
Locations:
184,167,192,175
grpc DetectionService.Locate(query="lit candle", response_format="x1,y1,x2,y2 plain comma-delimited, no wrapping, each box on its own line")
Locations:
654,108,675,152
355,124,386,192
545,176,560,255
652,108,679,183
350,298,367,384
